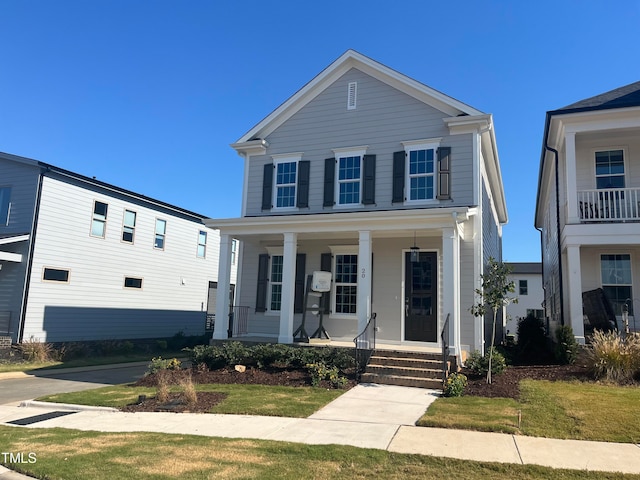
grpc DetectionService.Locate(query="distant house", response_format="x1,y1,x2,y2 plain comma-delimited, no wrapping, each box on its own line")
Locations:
505,262,544,337
0,151,236,343
535,81,640,342
207,50,508,365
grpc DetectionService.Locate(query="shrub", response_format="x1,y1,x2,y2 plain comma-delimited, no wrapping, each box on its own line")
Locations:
18,338,57,362
516,314,550,364
465,347,506,377
586,330,640,383
305,362,348,388
155,370,170,403
554,325,579,365
146,356,182,375
179,373,198,405
444,372,467,397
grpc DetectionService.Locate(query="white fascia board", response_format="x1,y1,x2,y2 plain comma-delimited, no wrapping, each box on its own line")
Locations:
205,207,476,237
0,251,22,262
230,139,269,156
236,50,483,144
0,234,29,245
563,223,640,247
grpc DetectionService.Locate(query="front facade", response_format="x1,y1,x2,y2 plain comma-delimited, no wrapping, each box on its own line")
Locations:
208,51,507,361
535,81,640,342
0,151,235,343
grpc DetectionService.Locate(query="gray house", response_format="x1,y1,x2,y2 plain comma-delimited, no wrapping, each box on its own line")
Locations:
0,151,234,343
208,50,507,364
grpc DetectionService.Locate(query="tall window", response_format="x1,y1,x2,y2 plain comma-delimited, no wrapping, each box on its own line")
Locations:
596,150,625,189
231,239,237,265
337,156,361,205
0,187,11,226
408,149,435,201
519,280,528,295
91,201,108,238
197,230,207,258
122,210,136,243
269,255,284,311
601,254,633,315
154,219,166,249
275,161,297,208
334,254,358,314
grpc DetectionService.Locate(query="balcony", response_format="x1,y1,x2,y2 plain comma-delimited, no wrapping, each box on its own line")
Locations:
578,188,640,222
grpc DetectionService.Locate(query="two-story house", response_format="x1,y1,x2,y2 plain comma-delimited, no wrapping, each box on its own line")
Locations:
0,151,235,344
505,262,544,338
208,50,507,364
535,81,640,342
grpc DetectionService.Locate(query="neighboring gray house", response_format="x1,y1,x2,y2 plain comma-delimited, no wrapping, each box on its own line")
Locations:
207,50,507,364
505,262,544,337
535,81,640,342
0,151,235,343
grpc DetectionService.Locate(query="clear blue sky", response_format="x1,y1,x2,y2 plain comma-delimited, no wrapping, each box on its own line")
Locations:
2,1,639,262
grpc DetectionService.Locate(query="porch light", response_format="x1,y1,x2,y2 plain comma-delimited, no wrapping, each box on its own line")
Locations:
410,232,420,263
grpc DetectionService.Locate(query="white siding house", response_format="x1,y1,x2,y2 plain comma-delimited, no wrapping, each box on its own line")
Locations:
505,263,544,337
535,81,640,342
0,151,235,343
207,50,508,365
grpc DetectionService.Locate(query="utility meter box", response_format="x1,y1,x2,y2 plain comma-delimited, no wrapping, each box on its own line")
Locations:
311,271,332,292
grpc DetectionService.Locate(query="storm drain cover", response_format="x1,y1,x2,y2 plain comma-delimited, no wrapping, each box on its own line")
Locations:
8,411,77,426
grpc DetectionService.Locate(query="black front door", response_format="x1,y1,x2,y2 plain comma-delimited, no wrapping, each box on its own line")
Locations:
404,251,438,342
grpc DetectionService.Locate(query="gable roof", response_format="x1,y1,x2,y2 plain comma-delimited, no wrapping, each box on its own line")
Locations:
558,80,640,113
233,49,484,147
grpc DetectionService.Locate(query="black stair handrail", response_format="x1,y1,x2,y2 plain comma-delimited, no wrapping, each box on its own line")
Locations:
441,313,450,385
353,312,376,381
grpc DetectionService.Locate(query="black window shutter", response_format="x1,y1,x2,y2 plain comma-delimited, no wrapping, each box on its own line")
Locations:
437,147,451,200
362,154,376,205
320,253,332,314
323,158,335,207
262,164,274,210
392,151,406,203
296,161,310,208
255,254,269,312
294,253,306,313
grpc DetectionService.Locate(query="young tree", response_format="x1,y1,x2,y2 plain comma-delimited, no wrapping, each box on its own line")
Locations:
470,257,517,384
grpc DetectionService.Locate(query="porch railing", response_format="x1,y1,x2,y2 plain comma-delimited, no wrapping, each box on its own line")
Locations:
578,188,640,222
353,312,376,381
0,311,11,335
440,313,450,385
205,306,249,337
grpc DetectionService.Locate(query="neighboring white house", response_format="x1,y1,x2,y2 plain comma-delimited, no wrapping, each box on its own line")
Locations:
0,151,236,343
535,81,640,342
505,262,544,337
207,50,508,364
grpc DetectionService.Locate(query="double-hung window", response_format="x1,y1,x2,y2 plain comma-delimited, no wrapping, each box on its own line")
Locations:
519,280,528,295
333,147,367,207
272,154,301,209
197,230,207,258
231,239,237,265
91,201,108,238
331,248,358,315
122,210,136,243
402,139,440,202
0,187,11,226
596,150,625,189
269,255,284,312
154,219,167,249
601,254,633,315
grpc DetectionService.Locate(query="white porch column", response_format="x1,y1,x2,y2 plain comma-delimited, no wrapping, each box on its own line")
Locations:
565,131,579,224
278,232,297,344
442,227,460,358
357,230,372,334
566,244,585,343
212,233,233,340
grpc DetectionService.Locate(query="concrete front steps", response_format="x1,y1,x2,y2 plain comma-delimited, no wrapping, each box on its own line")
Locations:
360,350,447,390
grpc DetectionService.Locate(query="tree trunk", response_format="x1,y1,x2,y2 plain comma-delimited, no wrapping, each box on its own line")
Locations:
487,310,498,384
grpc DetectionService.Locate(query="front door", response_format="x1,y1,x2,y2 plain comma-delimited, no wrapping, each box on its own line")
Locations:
404,251,438,342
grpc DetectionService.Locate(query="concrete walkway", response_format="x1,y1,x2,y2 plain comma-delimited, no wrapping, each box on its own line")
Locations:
2,383,640,476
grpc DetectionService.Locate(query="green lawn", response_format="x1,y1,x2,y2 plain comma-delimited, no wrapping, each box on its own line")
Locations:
2,426,639,480
37,383,345,418
418,379,640,443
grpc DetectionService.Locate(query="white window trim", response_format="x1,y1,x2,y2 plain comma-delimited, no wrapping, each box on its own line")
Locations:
402,138,441,205
197,230,207,258
90,200,108,239
332,146,367,208
600,253,633,315
592,146,627,189
265,247,284,315
124,276,144,290
154,218,167,250
42,267,70,283
121,209,137,244
271,153,302,211
329,245,358,319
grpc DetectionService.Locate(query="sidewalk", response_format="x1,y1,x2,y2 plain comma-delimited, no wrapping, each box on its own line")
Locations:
2,383,640,475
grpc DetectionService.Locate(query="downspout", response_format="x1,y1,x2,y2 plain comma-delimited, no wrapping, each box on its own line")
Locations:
544,145,565,326
18,168,46,342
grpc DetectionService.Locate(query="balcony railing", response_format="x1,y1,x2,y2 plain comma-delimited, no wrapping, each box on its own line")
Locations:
578,188,640,222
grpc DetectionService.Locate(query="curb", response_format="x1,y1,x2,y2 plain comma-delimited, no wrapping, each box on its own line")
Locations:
0,361,152,380
19,400,118,412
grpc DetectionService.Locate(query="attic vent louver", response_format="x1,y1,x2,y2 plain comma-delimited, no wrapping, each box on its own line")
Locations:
347,82,357,110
